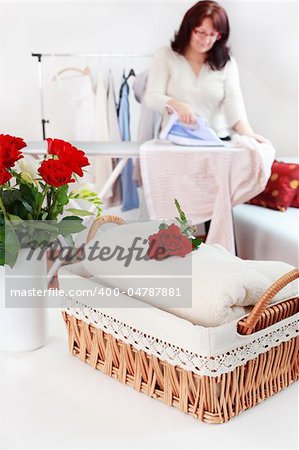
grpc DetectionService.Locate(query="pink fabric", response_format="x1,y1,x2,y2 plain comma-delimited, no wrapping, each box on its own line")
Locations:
140,136,275,253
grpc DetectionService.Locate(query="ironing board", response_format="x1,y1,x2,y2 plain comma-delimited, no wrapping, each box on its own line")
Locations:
139,138,275,253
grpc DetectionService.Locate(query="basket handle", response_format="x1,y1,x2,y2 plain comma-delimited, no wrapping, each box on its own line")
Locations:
86,215,127,244
239,268,299,335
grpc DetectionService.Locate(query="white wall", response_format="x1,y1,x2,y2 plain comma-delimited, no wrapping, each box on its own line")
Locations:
0,1,297,155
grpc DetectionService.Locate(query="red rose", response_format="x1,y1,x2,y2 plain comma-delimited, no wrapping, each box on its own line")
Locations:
147,223,193,260
0,134,26,151
0,134,25,168
0,166,12,185
38,159,75,187
46,138,89,177
58,146,89,177
46,138,67,156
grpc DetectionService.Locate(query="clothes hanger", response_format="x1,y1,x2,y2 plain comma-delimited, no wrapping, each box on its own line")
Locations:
52,66,90,81
122,68,136,83
127,68,136,78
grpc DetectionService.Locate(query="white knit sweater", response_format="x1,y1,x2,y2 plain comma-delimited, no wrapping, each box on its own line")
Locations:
145,46,248,136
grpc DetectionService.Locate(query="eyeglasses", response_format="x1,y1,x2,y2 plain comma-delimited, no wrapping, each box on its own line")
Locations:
193,29,221,42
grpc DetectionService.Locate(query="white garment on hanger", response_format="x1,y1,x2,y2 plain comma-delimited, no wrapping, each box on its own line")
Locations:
54,71,95,185
55,72,95,141
94,71,113,198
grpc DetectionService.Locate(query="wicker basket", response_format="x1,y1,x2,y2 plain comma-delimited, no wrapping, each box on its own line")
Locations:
62,215,299,424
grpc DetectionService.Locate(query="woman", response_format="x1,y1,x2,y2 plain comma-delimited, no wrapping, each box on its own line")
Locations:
145,1,267,143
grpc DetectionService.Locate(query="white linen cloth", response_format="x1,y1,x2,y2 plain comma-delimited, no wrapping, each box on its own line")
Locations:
233,204,299,266
82,221,297,327
139,136,275,253
94,71,113,198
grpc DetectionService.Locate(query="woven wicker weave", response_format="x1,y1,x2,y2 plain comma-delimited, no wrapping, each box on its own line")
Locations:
62,216,299,424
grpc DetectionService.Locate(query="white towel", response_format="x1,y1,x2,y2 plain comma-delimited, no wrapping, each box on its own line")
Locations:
83,222,298,327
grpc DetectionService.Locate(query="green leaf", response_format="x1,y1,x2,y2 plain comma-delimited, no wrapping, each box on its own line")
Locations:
20,199,34,215
174,198,187,222
4,225,20,268
28,230,50,249
69,189,102,218
26,221,59,232
0,225,4,244
57,216,86,237
7,215,24,224
65,208,94,217
2,190,21,208
0,243,5,266
192,236,203,251
20,182,36,199
56,185,69,206
159,223,168,230
63,234,75,248
3,189,34,218
180,223,190,234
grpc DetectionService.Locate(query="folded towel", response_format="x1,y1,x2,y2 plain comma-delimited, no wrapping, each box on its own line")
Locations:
188,244,297,326
83,222,298,327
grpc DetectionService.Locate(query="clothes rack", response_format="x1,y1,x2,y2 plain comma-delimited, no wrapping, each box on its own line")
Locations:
31,52,152,139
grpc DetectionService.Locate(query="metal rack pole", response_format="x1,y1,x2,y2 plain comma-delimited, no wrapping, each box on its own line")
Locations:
32,52,152,58
32,53,49,140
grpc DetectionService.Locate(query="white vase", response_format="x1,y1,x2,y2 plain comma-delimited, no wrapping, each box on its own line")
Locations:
0,247,49,351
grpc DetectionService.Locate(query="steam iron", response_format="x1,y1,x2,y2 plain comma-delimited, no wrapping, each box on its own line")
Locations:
159,109,225,147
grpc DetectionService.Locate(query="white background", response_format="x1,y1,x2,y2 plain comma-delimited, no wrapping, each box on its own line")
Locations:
0,1,298,155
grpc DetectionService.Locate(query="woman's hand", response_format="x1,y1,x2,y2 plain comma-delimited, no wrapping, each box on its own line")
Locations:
167,99,197,125
233,120,270,144
244,132,270,144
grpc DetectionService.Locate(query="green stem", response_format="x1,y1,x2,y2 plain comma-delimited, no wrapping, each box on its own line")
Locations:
35,184,50,219
48,188,57,220
0,188,10,220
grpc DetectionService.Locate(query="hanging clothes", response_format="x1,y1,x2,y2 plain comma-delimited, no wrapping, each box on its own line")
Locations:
52,70,95,185
117,74,139,211
106,72,122,207
94,71,113,199
132,70,161,187
71,74,95,141
107,72,122,141
53,70,95,141
133,70,161,142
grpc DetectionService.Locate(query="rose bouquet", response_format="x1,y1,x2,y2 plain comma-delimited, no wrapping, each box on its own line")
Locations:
147,199,202,260
0,135,102,267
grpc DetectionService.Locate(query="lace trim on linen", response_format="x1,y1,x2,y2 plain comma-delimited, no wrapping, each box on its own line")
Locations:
63,300,299,377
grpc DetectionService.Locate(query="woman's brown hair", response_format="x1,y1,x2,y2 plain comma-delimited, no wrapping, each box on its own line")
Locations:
171,1,230,70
